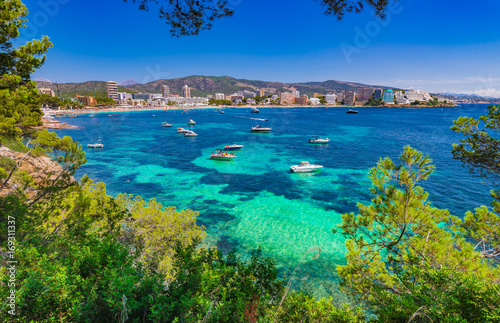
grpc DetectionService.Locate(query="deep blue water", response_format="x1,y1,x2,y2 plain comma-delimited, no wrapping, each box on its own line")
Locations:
54,105,495,299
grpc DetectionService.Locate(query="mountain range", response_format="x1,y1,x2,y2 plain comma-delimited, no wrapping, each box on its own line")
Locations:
35,75,397,98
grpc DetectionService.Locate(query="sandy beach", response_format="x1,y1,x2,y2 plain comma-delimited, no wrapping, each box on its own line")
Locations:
49,102,458,116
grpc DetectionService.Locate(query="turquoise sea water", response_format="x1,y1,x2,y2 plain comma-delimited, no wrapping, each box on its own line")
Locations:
54,105,494,299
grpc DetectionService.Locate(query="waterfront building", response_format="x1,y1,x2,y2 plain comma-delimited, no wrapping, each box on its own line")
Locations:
383,90,395,104
133,93,155,100
107,81,118,99
215,93,225,100
405,90,432,102
313,93,321,98
280,92,295,105
76,94,97,106
358,88,375,102
38,88,55,97
231,95,243,102
325,94,337,104
182,85,190,98
344,91,356,106
117,92,132,100
309,98,320,105
373,89,384,100
162,85,170,97
271,95,279,100
293,96,308,105
394,90,404,99
166,97,209,106
337,93,344,103
258,89,265,97
396,97,411,105
293,90,300,97
238,90,256,98
247,99,256,104
245,90,256,98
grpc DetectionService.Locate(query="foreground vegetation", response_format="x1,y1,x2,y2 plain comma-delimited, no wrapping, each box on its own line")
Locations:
1,0,499,321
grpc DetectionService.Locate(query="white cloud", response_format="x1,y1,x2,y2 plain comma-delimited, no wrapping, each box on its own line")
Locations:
450,88,500,98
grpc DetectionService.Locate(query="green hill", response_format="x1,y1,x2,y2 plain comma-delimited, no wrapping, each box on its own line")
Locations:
35,76,395,98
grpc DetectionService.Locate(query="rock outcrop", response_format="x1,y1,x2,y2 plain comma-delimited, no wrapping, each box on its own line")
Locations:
0,146,72,197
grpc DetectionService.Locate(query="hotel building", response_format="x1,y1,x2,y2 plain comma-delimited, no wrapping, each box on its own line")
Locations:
107,81,118,100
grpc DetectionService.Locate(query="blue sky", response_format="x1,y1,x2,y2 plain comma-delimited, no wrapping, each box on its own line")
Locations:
22,0,500,96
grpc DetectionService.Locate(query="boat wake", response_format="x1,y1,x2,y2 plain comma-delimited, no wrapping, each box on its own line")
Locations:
233,116,269,121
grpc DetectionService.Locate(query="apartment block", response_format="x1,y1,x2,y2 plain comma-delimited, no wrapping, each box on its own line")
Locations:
107,81,118,99
344,91,356,106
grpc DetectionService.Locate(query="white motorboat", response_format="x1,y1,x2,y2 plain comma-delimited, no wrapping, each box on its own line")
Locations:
187,119,196,125
224,143,244,150
250,108,260,113
290,161,323,173
184,130,198,137
177,127,189,133
211,149,236,160
162,122,172,127
88,143,103,148
309,136,330,144
251,125,272,132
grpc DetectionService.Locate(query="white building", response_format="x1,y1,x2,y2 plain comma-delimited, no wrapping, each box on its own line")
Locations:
324,94,337,104
215,93,225,100
396,97,410,105
405,90,432,102
309,98,321,105
166,96,209,106
117,92,132,100
293,90,300,97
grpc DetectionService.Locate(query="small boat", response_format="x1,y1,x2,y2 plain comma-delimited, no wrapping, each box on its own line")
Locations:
184,130,198,137
211,149,236,160
346,109,358,114
152,115,155,117
68,114,77,117
162,122,172,127
290,161,323,173
177,127,189,133
87,143,103,148
250,108,260,113
220,110,225,114
251,125,272,132
224,143,244,150
89,115,94,117
187,119,196,125
309,136,330,144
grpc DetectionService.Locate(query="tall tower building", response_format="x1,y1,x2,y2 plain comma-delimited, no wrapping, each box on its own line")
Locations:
107,81,118,99
182,85,190,98
162,85,170,97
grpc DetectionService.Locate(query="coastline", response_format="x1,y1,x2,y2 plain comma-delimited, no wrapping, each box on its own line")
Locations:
51,103,459,116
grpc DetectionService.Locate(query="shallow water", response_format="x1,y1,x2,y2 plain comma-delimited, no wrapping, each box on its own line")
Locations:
54,105,495,299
